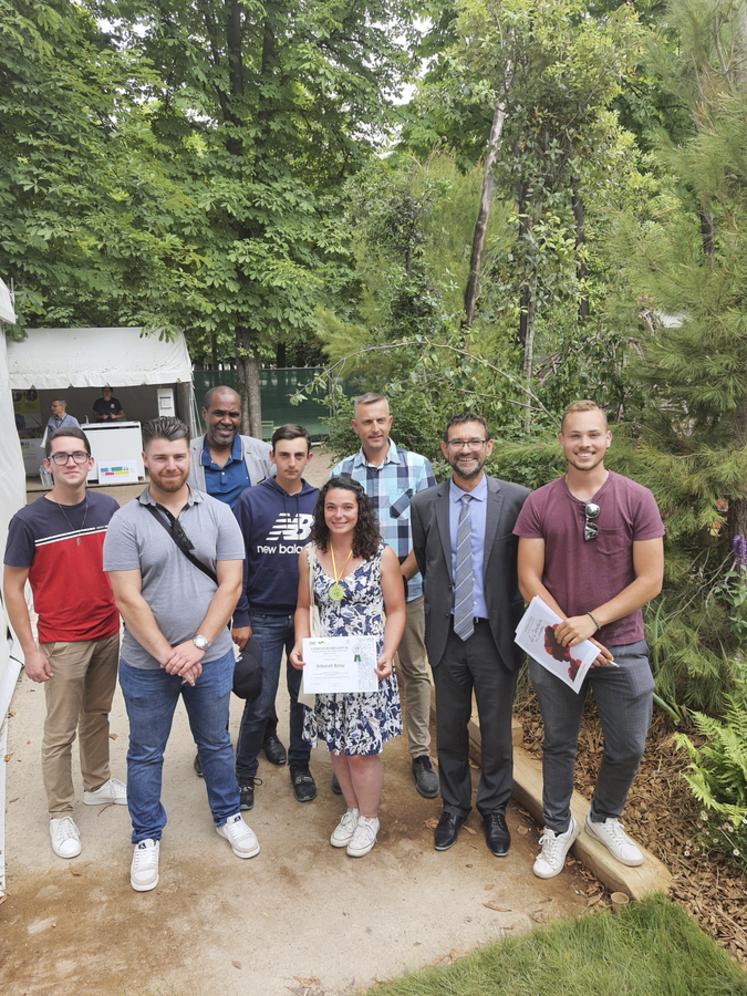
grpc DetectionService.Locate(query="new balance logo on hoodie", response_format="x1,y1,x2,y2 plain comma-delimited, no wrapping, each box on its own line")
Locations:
257,513,313,553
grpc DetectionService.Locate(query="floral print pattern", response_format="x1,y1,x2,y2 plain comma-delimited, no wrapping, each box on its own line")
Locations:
303,544,402,755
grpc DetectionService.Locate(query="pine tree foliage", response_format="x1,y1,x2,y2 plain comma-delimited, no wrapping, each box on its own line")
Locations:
599,0,747,715
629,1,747,531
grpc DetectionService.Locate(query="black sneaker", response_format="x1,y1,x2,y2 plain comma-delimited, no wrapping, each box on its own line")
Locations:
263,734,287,766
290,766,317,803
412,755,439,799
238,776,262,811
193,752,203,778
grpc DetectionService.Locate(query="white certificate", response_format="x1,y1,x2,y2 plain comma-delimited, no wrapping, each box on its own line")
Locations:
301,636,379,694
514,596,599,693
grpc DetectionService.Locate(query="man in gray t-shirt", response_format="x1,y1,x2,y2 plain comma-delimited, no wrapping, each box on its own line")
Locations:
103,416,259,893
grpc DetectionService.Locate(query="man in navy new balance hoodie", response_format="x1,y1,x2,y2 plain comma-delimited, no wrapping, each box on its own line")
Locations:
232,425,319,809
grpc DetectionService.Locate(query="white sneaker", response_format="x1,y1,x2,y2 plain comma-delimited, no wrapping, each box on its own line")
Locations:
585,814,644,866
131,838,159,892
346,815,379,858
216,813,260,859
330,808,359,848
83,777,127,806
532,817,579,879
49,816,82,859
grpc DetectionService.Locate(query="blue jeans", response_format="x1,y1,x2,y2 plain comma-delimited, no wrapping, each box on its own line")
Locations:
529,641,654,834
235,612,309,780
119,651,240,843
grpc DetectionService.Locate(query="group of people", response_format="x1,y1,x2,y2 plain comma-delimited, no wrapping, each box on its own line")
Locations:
3,385,664,894
45,387,127,432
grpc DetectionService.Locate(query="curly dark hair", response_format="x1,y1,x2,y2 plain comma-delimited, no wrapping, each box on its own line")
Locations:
310,477,381,560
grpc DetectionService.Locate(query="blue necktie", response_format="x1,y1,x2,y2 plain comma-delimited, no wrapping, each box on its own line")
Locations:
453,494,475,641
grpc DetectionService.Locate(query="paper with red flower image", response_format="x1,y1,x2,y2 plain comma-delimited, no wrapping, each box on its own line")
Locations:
514,596,598,692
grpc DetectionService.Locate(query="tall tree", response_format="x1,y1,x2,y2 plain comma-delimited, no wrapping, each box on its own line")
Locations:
463,73,511,329
1,1,152,326
95,0,418,434
631,0,747,543
407,0,642,423
600,0,747,712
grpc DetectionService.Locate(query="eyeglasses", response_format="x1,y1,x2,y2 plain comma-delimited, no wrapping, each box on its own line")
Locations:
445,438,488,450
48,451,90,466
583,502,601,541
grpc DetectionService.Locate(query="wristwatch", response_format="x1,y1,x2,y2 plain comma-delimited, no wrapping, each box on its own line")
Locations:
192,634,210,652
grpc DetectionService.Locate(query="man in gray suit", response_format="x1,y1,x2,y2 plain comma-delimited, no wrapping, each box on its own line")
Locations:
187,386,272,506
411,412,528,857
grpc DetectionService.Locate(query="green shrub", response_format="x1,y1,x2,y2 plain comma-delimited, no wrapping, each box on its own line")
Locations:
674,697,747,875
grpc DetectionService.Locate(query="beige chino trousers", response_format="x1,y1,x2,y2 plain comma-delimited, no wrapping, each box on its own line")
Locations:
40,633,119,818
395,596,433,758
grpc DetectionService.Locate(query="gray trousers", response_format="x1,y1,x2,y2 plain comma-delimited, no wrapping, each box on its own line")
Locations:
529,640,653,834
433,620,515,818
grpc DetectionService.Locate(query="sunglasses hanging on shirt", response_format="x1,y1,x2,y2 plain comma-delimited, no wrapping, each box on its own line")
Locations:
583,502,601,541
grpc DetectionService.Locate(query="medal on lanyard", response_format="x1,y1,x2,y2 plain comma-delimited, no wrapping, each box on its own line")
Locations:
329,547,352,602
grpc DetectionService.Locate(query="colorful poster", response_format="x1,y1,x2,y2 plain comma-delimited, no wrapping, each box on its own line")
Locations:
97,460,140,484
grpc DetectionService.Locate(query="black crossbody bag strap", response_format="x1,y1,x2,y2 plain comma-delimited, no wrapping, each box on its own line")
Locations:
143,503,219,586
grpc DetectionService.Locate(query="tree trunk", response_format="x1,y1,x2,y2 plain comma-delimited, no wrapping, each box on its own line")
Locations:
728,498,747,543
222,0,267,433
572,179,589,321
235,337,262,437
698,208,714,256
463,67,511,327
515,172,538,430
516,166,528,351
726,391,747,540
520,268,537,431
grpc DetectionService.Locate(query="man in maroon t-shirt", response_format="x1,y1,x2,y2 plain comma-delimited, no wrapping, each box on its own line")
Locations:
3,427,126,860
514,400,664,879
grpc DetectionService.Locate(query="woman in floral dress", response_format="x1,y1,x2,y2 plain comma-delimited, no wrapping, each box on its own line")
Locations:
290,477,406,857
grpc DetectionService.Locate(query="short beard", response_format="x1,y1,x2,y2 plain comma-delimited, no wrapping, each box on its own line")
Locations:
450,458,484,480
152,473,188,493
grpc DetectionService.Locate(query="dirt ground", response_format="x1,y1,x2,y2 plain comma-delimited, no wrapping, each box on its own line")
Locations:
3,452,590,994
2,685,591,995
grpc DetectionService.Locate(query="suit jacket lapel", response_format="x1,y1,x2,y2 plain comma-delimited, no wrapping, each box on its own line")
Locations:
435,482,451,572
483,477,504,583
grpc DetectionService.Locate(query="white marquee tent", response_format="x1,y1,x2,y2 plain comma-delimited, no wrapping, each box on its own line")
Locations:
7,326,193,391
7,326,199,440
0,278,16,325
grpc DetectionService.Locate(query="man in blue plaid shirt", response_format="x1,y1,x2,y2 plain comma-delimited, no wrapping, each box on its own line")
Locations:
331,392,439,798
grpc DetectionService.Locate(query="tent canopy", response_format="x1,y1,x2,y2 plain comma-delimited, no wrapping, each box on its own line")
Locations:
7,327,192,390
0,279,15,325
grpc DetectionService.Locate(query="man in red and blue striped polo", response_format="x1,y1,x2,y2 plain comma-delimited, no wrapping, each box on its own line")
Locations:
3,427,126,860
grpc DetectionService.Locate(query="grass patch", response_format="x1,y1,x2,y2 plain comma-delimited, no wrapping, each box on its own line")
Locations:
369,894,746,996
